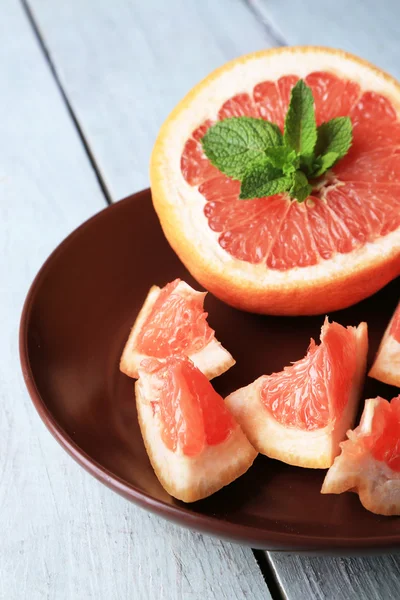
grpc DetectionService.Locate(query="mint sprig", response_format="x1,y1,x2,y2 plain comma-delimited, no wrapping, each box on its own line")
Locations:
201,79,353,202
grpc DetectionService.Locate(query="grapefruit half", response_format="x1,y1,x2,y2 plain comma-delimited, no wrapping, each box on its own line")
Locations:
151,47,400,315
120,279,235,379
135,356,257,502
369,300,400,387
322,395,400,515
225,319,368,468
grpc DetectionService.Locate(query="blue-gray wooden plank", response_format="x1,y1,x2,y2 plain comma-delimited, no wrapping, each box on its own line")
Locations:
268,553,400,600
249,0,400,78
28,0,276,201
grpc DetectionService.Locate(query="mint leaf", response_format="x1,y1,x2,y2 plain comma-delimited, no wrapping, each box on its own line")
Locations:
311,151,339,178
315,117,352,158
201,117,282,179
264,146,298,172
284,80,317,158
240,160,291,199
289,170,312,202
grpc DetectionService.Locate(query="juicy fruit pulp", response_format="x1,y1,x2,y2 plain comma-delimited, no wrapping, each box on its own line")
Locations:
368,396,400,471
136,279,214,357
390,302,400,342
260,320,357,430
322,394,400,515
141,357,235,457
181,72,400,270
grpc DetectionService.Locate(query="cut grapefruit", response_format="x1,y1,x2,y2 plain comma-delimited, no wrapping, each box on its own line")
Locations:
322,395,400,515
135,356,257,502
151,47,400,315
120,279,235,379
369,300,400,387
225,319,368,468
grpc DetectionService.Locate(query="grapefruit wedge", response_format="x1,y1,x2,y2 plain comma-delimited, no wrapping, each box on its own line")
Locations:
225,319,368,468
120,279,234,379
135,356,257,502
322,395,400,516
369,300,400,387
151,47,400,315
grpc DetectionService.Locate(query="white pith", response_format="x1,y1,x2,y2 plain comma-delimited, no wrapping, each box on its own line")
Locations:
152,48,400,286
322,398,400,516
135,374,257,503
225,322,368,468
120,280,235,379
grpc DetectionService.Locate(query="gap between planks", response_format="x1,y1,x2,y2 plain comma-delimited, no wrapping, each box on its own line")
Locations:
243,0,287,47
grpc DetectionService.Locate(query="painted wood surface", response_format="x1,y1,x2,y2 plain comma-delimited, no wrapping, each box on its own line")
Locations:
0,2,270,599
268,553,400,600
250,0,400,78
27,0,275,200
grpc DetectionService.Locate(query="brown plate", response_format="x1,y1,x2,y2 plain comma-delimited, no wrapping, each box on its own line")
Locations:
20,189,400,553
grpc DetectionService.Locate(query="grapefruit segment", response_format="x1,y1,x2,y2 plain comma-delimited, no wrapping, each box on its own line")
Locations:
136,356,257,502
369,300,400,387
151,47,400,315
321,395,400,516
225,319,368,468
120,279,235,380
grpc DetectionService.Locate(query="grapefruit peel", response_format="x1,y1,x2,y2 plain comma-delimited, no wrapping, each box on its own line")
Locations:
322,395,400,516
120,279,235,380
225,319,368,468
135,357,257,503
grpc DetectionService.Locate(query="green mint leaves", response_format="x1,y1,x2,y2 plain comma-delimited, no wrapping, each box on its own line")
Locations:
283,79,317,159
201,117,282,179
201,79,352,202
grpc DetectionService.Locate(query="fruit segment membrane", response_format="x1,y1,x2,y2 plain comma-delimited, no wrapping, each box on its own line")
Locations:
136,279,214,357
181,72,400,270
260,320,357,431
390,302,400,342
141,357,235,456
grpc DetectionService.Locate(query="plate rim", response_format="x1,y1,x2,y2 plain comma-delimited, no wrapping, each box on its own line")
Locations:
19,189,400,553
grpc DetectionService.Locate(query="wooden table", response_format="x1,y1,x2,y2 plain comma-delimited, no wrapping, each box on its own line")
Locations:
2,1,400,598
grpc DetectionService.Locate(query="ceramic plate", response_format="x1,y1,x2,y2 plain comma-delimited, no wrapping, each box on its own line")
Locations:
20,190,400,552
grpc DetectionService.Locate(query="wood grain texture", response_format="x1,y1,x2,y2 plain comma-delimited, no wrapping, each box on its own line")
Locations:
0,2,269,599
27,0,276,201
249,0,400,78
268,553,400,600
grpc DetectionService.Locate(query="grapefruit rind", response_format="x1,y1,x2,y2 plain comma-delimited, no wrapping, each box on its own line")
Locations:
225,322,368,468
120,281,235,379
321,398,400,516
150,46,400,315
135,372,257,503
369,310,400,388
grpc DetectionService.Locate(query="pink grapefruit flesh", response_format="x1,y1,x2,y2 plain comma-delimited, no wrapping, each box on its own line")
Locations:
369,300,400,387
135,356,257,502
181,72,400,270
225,319,368,468
136,279,213,358
322,395,400,515
120,279,235,380
140,357,235,457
